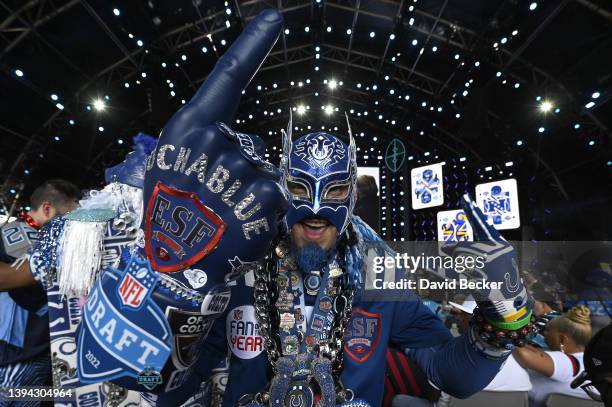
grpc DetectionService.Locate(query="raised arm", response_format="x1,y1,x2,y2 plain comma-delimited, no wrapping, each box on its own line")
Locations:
0,261,36,291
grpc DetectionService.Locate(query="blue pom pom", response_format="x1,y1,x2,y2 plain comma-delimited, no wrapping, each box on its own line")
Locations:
133,132,157,155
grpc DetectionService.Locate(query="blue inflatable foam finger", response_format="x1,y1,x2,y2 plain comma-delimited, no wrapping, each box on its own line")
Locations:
86,10,289,393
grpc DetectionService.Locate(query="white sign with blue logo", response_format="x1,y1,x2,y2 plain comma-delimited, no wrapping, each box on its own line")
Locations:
475,178,520,230
437,209,474,242
410,163,444,210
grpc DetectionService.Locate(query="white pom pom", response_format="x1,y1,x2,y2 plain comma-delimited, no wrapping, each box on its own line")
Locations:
57,220,106,297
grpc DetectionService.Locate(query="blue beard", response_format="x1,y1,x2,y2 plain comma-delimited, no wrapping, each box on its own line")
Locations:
293,244,332,273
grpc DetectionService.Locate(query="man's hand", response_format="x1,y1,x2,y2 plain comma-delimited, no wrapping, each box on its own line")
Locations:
0,260,36,291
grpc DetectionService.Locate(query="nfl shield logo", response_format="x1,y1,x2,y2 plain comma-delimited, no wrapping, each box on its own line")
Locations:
145,182,227,273
116,257,158,311
118,273,147,308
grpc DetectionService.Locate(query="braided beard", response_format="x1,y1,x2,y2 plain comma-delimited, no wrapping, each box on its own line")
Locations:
293,243,333,274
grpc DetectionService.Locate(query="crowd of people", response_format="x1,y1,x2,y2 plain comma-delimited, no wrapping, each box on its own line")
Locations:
1,175,610,407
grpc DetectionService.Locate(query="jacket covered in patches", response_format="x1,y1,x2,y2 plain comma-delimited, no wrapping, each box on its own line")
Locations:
193,217,508,407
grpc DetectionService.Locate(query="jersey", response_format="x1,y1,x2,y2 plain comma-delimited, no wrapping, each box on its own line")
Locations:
0,219,49,366
528,351,590,407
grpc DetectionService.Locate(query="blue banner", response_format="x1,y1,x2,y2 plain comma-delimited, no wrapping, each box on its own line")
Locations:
78,255,172,386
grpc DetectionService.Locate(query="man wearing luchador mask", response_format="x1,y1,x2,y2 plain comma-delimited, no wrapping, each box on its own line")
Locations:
38,8,534,407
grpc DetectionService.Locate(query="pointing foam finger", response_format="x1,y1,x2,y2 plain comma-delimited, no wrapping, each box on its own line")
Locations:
460,193,504,242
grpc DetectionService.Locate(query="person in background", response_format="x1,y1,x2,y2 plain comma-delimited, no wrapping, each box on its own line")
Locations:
354,174,380,234
0,179,81,290
528,282,563,349
514,305,593,406
571,323,612,406
0,179,80,405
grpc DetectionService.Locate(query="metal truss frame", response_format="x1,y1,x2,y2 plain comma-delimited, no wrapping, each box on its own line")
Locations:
2,0,610,205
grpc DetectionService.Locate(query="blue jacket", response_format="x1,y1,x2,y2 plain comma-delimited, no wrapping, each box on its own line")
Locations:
210,271,506,406
157,215,510,406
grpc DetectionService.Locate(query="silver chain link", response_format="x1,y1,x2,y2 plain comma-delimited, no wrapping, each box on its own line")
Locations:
254,256,282,373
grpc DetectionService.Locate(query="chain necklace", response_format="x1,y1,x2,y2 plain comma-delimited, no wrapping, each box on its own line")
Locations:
253,238,357,404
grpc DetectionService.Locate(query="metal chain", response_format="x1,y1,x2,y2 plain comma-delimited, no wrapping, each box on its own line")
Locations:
253,238,357,401
254,254,281,373
329,284,356,376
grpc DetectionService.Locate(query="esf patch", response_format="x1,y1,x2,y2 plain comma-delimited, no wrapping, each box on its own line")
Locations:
226,305,263,359
145,182,226,273
343,309,382,363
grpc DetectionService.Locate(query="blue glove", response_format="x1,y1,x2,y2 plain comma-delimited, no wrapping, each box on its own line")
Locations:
454,194,532,331
78,9,286,393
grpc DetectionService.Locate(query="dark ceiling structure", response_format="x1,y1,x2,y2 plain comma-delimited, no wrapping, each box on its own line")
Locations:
0,0,611,236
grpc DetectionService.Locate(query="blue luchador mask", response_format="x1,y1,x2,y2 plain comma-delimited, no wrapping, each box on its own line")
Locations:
280,115,357,235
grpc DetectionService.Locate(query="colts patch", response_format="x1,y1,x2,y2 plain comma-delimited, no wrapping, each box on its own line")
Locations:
166,307,212,369
343,309,382,363
77,255,172,385
226,305,263,359
145,182,227,273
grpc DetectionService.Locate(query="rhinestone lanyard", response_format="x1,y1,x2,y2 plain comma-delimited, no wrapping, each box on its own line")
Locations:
251,240,357,405
276,257,339,373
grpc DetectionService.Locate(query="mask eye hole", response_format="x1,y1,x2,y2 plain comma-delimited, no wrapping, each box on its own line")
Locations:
323,183,350,200
286,180,310,200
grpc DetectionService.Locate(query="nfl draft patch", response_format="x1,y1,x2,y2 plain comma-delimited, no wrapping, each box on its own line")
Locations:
138,367,162,390
226,305,263,359
343,309,382,363
77,254,172,387
145,182,227,273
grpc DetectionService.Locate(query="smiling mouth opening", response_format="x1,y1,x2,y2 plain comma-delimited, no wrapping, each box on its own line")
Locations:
300,217,330,231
